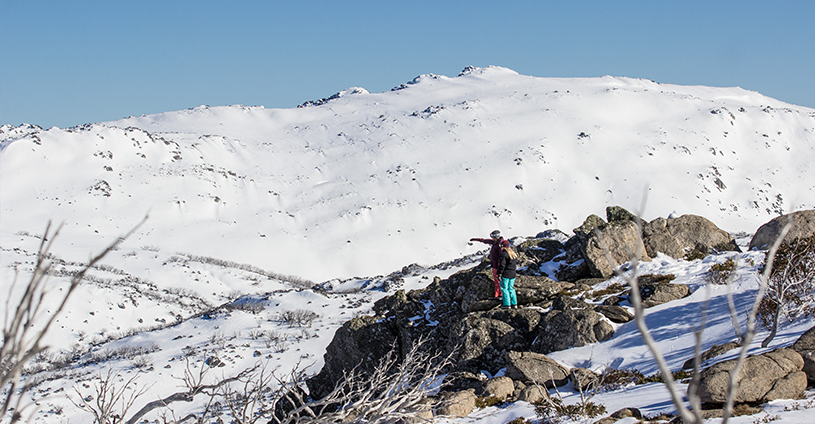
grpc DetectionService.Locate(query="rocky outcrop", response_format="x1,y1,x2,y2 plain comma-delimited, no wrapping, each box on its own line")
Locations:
643,214,740,259
479,376,515,400
639,280,690,308
698,348,807,403
750,210,815,250
594,408,643,424
306,315,398,399
435,390,476,417
594,305,633,323
517,385,546,403
791,325,815,385
532,309,614,354
682,342,740,370
505,351,569,387
584,220,650,278
306,207,744,405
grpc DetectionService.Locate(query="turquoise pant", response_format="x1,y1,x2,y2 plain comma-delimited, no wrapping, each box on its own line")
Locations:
500,277,517,306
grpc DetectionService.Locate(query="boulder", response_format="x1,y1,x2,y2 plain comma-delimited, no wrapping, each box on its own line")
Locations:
435,389,476,417
606,205,637,224
518,238,566,264
644,215,740,259
517,385,547,404
505,351,569,387
750,210,815,250
698,348,807,403
682,342,740,370
555,259,591,282
594,407,643,423
459,272,502,313
574,214,607,236
594,305,633,323
440,371,485,392
642,217,685,258
791,325,815,385
479,376,515,400
514,275,573,305
455,317,520,372
551,295,592,311
306,315,396,399
585,220,651,278
570,367,600,391
532,309,614,354
639,282,690,308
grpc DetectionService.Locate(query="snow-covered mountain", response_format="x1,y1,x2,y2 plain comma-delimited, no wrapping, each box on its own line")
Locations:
2,66,815,424
3,66,814,285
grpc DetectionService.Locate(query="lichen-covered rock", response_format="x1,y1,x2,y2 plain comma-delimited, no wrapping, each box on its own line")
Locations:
455,317,520,371
606,205,637,223
551,295,592,311
585,220,651,278
791,325,815,385
505,351,569,387
517,385,546,403
698,348,806,403
750,210,815,250
682,342,740,370
644,214,740,258
639,282,690,308
514,275,573,305
306,315,396,399
594,305,633,323
479,376,515,400
532,309,614,354
570,367,601,391
435,389,476,417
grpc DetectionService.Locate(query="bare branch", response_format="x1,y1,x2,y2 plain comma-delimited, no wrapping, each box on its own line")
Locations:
2,216,147,423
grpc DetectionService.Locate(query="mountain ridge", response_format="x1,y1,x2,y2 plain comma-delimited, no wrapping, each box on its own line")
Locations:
2,66,814,284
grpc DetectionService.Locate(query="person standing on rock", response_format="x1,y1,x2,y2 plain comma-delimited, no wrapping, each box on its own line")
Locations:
498,239,518,309
469,230,504,299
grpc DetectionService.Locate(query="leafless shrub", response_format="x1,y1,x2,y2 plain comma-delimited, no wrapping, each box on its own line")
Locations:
758,234,815,347
170,253,315,289
248,329,263,340
131,355,153,371
534,367,606,423
1,218,144,423
278,310,319,328
706,257,738,285
229,297,267,314
68,368,151,424
264,331,288,353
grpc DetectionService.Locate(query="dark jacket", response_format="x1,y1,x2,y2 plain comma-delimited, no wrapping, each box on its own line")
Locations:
498,249,517,279
471,237,504,268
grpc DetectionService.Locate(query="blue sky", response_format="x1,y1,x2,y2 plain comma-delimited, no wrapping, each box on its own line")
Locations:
2,1,813,129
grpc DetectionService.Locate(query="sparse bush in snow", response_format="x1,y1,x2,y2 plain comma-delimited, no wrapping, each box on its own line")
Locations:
229,296,267,314
278,309,319,327
758,234,815,347
264,330,288,352
1,219,142,424
706,257,738,285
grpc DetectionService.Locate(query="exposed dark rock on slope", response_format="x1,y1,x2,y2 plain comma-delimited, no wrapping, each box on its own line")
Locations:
308,206,743,399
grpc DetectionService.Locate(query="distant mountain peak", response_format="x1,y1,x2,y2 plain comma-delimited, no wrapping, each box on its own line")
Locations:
299,87,370,108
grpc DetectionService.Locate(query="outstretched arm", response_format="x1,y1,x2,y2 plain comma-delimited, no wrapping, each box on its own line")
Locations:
470,238,494,245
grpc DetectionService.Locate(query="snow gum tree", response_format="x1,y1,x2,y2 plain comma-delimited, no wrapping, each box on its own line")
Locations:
759,234,815,347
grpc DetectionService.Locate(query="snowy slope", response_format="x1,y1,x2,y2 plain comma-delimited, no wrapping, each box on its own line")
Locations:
2,66,815,423
2,67,814,286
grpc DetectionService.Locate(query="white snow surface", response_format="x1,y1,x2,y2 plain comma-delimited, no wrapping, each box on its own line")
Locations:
2,66,815,423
